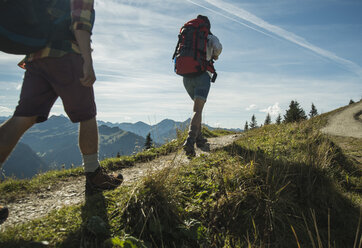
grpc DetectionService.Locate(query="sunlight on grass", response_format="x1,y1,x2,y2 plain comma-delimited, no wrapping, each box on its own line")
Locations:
0,119,361,247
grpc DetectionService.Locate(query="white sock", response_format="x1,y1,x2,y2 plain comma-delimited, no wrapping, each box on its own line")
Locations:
82,153,100,173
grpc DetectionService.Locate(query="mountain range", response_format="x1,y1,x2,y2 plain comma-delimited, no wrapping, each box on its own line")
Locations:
0,116,146,179
97,118,242,143
97,118,191,144
0,115,242,179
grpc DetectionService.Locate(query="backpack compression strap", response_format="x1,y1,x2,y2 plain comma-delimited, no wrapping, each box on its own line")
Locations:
172,34,181,60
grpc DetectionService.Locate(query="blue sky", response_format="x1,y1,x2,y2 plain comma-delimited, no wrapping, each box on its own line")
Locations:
0,0,361,128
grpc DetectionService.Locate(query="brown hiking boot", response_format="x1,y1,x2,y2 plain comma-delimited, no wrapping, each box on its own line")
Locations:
196,135,208,148
0,205,9,224
85,167,123,191
183,138,196,157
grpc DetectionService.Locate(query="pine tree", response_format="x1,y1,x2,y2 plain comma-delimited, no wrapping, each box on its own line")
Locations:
264,113,271,125
275,114,282,125
309,103,318,118
144,132,153,149
349,99,355,105
244,121,249,131
283,100,307,123
249,115,258,129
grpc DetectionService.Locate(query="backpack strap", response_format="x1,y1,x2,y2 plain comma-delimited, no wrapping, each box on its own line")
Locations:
172,34,181,60
211,71,217,83
194,28,199,60
208,60,217,83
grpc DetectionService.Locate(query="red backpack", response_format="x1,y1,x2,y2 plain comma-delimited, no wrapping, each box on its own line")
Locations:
172,18,217,82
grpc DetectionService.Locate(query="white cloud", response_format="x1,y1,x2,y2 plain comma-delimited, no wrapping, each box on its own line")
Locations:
0,54,23,63
246,104,257,111
260,102,281,116
0,106,12,115
49,112,62,117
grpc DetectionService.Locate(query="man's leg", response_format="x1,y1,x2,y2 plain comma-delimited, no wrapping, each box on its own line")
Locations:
0,116,36,225
79,117,99,173
0,116,37,165
0,205,8,224
184,98,206,156
191,98,206,136
79,117,98,155
79,117,123,191
195,103,208,148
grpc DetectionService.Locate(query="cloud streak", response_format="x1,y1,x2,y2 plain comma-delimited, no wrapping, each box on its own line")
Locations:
185,0,275,39
0,106,12,115
260,102,281,116
188,0,362,77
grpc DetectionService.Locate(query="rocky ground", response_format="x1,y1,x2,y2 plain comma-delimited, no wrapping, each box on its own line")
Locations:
0,134,242,231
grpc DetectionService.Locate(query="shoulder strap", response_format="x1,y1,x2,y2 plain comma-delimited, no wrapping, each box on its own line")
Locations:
48,0,75,42
172,34,181,60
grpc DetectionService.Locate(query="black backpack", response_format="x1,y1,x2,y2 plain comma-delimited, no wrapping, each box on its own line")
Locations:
0,0,75,55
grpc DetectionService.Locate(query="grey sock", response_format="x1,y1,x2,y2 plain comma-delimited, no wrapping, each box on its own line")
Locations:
82,153,100,173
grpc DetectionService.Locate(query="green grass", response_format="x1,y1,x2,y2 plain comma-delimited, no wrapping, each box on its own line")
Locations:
0,117,361,247
0,134,184,202
202,126,237,138
0,126,227,202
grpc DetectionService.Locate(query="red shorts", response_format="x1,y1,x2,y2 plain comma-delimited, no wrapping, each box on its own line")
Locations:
14,53,96,123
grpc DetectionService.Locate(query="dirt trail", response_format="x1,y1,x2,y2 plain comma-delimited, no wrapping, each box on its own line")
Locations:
0,134,242,231
321,101,362,138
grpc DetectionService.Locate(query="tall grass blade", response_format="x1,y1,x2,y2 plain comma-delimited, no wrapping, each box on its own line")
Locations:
290,225,301,248
275,181,291,195
328,208,331,248
311,209,323,248
303,212,317,248
353,209,362,248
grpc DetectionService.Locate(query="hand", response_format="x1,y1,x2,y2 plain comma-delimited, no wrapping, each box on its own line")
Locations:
80,58,96,87
74,30,96,87
213,55,219,60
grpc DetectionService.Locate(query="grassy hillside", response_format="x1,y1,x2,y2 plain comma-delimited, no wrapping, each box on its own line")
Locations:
2,142,49,179
0,110,361,247
0,136,182,203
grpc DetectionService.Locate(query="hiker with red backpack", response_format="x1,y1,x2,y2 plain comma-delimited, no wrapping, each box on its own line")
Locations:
0,0,123,224
173,15,222,156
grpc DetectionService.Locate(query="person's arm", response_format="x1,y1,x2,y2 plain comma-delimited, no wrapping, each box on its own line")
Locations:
74,30,95,87
212,35,222,60
210,35,222,60
71,0,95,87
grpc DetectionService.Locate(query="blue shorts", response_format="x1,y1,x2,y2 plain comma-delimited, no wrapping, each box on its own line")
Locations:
183,72,211,101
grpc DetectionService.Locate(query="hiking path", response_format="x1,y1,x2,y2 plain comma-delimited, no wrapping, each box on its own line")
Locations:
0,134,242,231
321,100,362,138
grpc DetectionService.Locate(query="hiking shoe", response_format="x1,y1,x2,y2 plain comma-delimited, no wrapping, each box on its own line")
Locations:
0,205,9,224
196,136,208,148
85,167,123,191
183,139,196,157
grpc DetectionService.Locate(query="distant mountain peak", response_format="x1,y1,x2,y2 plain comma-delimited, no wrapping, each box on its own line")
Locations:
158,119,174,124
49,114,66,119
135,121,148,125
98,124,123,134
